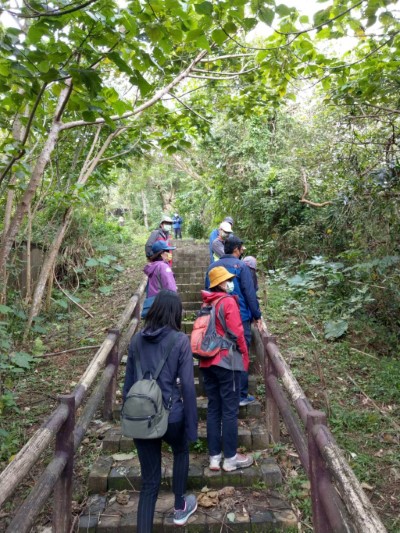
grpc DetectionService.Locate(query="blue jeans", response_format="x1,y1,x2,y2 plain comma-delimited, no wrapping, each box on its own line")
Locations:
240,320,252,401
201,365,240,459
134,420,188,533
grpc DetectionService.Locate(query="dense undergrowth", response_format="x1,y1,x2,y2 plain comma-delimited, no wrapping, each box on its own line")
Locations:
264,276,400,531
0,222,147,463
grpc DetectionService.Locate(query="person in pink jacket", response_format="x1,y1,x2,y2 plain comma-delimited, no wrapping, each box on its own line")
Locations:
143,241,177,296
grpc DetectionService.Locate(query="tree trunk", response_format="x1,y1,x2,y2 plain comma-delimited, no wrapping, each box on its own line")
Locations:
141,190,149,229
24,208,73,338
25,205,32,303
24,128,121,336
0,82,72,283
0,178,16,304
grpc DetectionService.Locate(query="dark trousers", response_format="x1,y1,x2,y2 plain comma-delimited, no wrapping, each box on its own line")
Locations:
201,365,240,459
134,420,188,533
174,228,182,238
240,320,252,400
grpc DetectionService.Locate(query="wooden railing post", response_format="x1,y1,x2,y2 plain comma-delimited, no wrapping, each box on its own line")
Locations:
53,394,75,533
263,335,280,443
103,329,120,420
307,410,332,533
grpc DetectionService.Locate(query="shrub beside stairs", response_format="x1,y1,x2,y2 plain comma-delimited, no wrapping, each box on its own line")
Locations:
80,240,297,531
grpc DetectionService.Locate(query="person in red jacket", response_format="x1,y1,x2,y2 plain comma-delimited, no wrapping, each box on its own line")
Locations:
199,266,253,472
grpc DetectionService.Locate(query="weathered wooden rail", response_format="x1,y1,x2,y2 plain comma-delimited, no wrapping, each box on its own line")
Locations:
253,321,387,533
0,277,147,533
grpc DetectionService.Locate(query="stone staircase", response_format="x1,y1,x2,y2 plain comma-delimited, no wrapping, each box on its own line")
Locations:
79,240,297,532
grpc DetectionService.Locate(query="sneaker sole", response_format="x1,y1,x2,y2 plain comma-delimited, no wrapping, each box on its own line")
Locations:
209,466,221,471
173,502,198,526
223,461,254,472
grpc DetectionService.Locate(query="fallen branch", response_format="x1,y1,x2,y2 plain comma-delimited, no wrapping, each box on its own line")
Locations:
300,169,332,207
349,347,379,360
347,374,400,431
54,274,94,318
42,345,101,358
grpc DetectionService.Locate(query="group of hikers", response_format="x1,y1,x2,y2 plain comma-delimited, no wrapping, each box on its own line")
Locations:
122,216,262,531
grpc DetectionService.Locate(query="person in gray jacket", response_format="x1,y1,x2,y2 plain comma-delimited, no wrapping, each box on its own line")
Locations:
145,216,173,261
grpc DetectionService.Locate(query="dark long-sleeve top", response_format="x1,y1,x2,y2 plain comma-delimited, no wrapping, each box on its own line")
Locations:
145,228,171,258
205,255,261,322
123,326,198,442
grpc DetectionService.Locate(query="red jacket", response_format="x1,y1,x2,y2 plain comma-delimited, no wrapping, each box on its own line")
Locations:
198,290,249,371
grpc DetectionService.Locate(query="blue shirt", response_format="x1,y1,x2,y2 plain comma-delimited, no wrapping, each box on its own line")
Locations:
205,255,261,322
209,228,219,263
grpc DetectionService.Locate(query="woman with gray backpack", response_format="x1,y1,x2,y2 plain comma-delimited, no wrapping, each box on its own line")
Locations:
122,290,198,530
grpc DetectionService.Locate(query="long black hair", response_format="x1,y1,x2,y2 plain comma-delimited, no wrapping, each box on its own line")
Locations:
145,290,182,331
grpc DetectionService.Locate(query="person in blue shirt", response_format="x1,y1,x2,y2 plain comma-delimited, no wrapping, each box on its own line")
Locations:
205,235,262,406
208,216,233,263
172,213,183,239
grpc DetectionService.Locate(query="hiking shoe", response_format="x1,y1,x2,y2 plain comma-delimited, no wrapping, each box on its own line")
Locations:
173,494,197,526
223,453,254,472
239,395,256,406
209,454,222,471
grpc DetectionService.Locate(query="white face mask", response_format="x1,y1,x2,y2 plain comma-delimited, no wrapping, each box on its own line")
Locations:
163,224,172,231
225,280,234,293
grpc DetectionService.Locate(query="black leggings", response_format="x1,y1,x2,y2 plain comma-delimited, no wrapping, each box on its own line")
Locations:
134,420,189,532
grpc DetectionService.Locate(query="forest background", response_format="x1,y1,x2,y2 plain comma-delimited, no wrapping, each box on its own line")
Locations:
0,0,399,529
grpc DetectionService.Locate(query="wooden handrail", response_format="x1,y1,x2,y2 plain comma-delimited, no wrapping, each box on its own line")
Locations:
254,322,387,533
0,276,147,524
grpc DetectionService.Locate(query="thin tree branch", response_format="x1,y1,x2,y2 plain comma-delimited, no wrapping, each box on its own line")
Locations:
0,82,48,186
300,169,332,207
192,66,257,76
200,53,254,62
5,0,98,18
53,272,94,318
168,92,211,123
97,140,141,162
273,0,365,37
188,74,238,80
60,50,208,131
162,83,210,100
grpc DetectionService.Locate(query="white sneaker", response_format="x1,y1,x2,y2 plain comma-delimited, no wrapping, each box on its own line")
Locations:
223,453,254,472
209,454,222,471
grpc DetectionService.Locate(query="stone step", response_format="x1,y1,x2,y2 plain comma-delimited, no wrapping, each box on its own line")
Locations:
178,283,204,293
113,387,262,422
178,290,203,302
79,488,297,532
174,267,207,276
182,319,195,333
88,451,282,495
102,419,268,454
182,301,202,312
175,272,205,281
174,261,209,268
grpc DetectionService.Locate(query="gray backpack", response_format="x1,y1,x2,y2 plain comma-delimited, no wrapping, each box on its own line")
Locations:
121,332,178,439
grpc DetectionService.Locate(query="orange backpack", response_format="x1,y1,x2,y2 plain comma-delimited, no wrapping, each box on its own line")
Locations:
190,296,233,359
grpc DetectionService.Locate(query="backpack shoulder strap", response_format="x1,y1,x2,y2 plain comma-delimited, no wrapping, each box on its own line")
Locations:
214,295,233,336
153,331,178,380
132,336,143,380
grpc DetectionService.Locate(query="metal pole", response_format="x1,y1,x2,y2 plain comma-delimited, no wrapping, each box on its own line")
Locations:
103,329,120,420
307,410,333,533
53,394,75,533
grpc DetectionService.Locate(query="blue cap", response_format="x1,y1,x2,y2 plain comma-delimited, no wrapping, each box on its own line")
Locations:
151,241,176,254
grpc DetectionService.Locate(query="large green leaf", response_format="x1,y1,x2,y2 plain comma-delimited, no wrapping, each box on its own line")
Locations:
324,320,348,340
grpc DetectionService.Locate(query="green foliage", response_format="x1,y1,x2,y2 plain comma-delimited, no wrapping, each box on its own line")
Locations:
188,218,206,239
